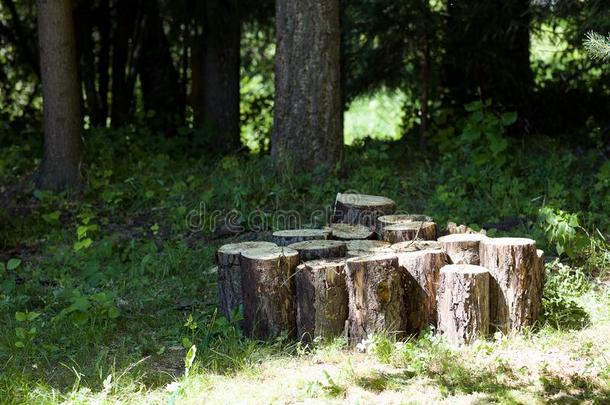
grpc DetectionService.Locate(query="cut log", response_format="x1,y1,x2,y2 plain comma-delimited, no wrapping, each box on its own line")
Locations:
390,240,442,252
272,229,330,246
345,240,392,258
376,214,433,236
395,248,449,333
240,246,300,339
442,222,487,236
345,253,406,344
438,233,488,265
295,258,348,342
332,193,395,227
329,223,376,240
216,241,278,320
437,264,490,346
287,240,347,261
381,221,438,243
479,237,544,333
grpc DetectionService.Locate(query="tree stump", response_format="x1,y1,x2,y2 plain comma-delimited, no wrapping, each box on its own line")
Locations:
272,229,330,246
345,240,392,258
240,246,300,339
345,253,406,344
381,221,438,243
376,214,433,237
395,248,449,333
295,258,348,342
216,241,278,320
329,223,375,240
442,222,487,236
437,264,490,346
390,240,442,252
332,193,395,227
287,240,346,261
479,237,544,333
438,233,488,265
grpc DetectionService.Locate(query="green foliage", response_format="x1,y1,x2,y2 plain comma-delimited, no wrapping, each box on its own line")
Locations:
542,261,590,330
539,207,588,258
584,32,610,61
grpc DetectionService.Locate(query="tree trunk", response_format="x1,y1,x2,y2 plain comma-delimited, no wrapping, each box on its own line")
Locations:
376,214,432,237
381,222,438,244
329,223,375,240
272,0,342,171
272,229,330,247
390,240,441,253
196,0,241,153
345,240,392,258
396,248,449,333
479,237,544,333
216,241,277,321
438,233,488,265
437,264,490,346
332,193,396,228
287,240,346,261
345,253,406,344
36,0,83,191
240,246,300,339
295,258,348,342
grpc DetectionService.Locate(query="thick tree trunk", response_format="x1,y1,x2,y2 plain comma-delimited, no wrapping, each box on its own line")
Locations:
437,264,490,346
381,222,438,244
240,246,300,339
36,0,83,191
272,229,330,247
272,0,342,171
396,248,449,333
288,240,346,261
329,223,375,240
479,237,544,333
333,193,396,228
345,253,406,344
376,214,433,237
438,233,488,265
216,241,277,321
295,258,348,342
196,0,241,153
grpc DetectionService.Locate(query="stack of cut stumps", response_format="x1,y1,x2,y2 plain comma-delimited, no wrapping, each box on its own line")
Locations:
215,193,545,346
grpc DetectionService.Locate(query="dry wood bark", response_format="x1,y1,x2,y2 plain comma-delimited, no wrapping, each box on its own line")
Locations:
272,229,330,246
216,241,277,320
437,264,490,346
287,240,346,261
295,258,348,342
438,233,488,265
240,246,300,339
479,237,544,333
329,223,375,240
332,193,395,227
345,253,406,344
381,221,438,243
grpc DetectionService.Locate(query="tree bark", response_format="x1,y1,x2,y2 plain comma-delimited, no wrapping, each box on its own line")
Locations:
438,233,488,265
272,229,330,247
396,248,449,333
272,0,342,171
36,0,83,191
287,240,346,261
437,264,490,346
240,246,300,339
332,193,396,228
345,253,406,344
381,222,438,244
295,258,348,342
479,237,544,333
216,241,277,321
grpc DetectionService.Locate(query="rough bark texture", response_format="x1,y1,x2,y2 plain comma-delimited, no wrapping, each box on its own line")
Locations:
381,222,438,243
396,248,449,333
198,0,241,152
332,193,396,227
330,223,375,240
376,214,433,237
390,240,442,253
272,0,342,170
345,253,406,344
216,241,277,320
438,233,488,265
36,0,83,190
295,259,348,342
437,264,490,346
345,240,392,258
240,246,300,339
288,240,346,261
479,237,544,333
272,229,330,247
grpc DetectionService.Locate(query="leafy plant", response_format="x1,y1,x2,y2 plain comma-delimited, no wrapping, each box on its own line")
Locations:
73,211,99,252
54,289,120,326
538,207,587,258
14,310,40,349
542,261,590,330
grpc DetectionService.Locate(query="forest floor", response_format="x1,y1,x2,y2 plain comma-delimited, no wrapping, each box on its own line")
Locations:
1,130,610,403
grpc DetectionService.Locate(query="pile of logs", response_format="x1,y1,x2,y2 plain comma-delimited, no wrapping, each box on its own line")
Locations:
215,193,545,346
